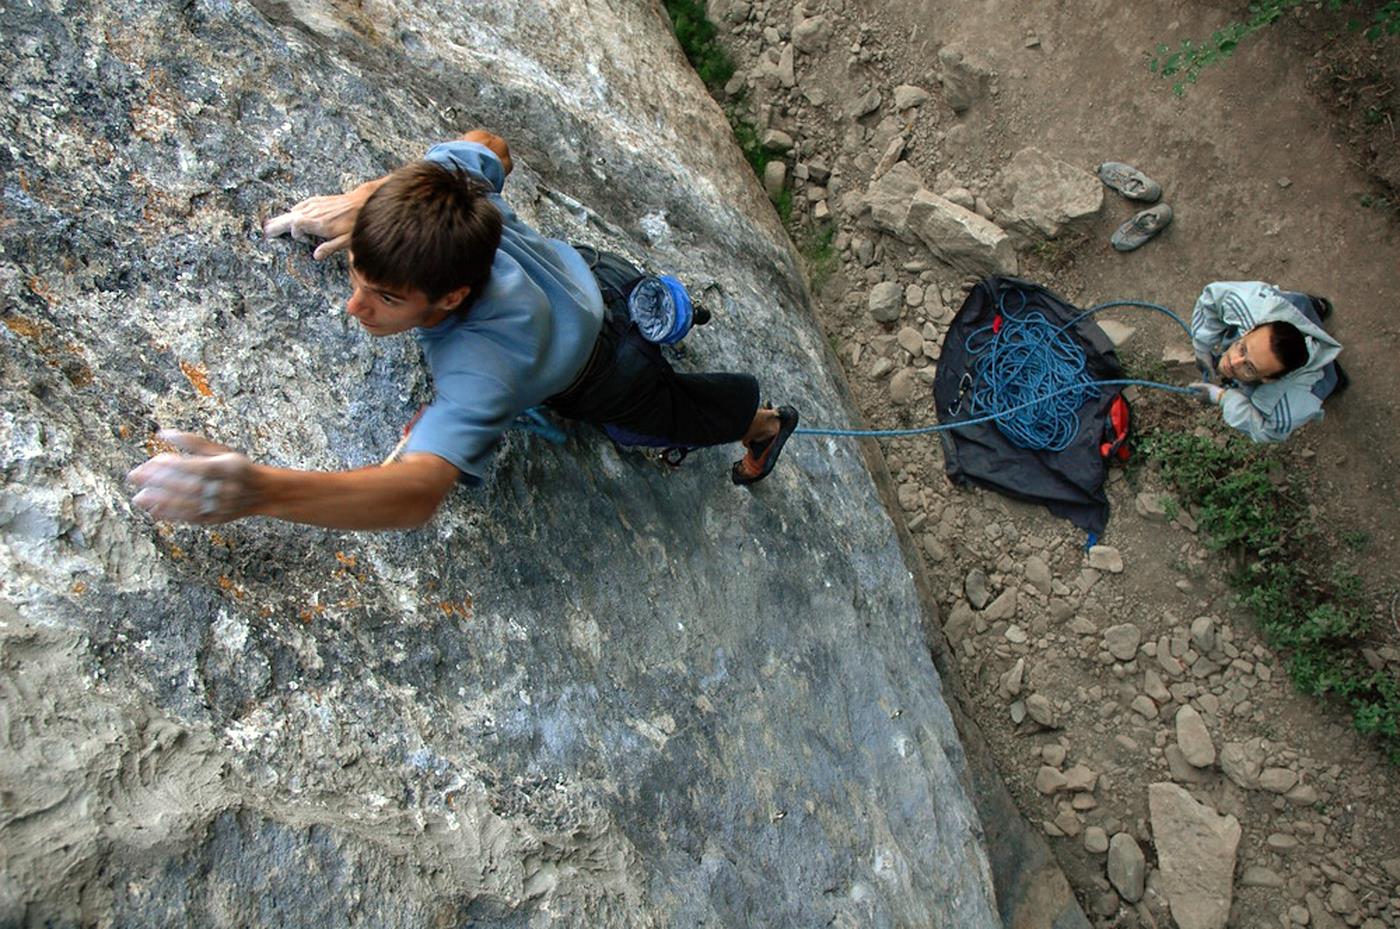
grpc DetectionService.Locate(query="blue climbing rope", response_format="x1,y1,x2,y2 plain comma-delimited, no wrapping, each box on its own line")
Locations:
513,406,568,444
793,296,1198,446
512,294,1199,450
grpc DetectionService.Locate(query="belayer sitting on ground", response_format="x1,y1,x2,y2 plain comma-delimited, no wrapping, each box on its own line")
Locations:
128,130,800,529
1188,280,1344,443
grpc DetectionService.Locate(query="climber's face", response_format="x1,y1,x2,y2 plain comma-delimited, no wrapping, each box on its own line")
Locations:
344,257,469,336
1218,327,1285,384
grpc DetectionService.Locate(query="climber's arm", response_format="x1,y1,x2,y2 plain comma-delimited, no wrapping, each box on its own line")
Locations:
263,128,510,258
129,431,460,530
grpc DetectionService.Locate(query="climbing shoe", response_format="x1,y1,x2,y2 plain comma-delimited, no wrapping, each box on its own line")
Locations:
1110,204,1173,252
731,406,799,486
1330,361,1350,398
1097,162,1162,203
1308,294,1334,321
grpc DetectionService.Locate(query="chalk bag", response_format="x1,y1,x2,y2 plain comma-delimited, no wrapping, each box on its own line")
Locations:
627,274,695,345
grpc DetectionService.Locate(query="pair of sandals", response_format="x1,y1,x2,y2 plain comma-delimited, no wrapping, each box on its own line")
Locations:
1097,162,1172,252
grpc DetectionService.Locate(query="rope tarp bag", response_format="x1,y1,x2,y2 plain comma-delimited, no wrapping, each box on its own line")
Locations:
933,276,1130,535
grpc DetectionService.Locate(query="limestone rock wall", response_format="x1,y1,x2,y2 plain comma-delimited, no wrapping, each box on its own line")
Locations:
1,0,1001,925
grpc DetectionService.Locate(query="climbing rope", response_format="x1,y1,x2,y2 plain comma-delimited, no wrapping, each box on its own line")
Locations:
514,291,1200,452
793,294,1199,447
514,406,568,444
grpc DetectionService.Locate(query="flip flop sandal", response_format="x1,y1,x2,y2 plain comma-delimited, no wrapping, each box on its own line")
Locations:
731,406,800,486
1111,204,1173,252
1097,162,1163,203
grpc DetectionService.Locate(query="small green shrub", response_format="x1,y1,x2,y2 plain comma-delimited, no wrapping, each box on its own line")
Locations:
1142,428,1400,761
728,112,773,177
1149,0,1400,95
663,0,736,90
797,223,838,291
662,1,801,226
773,187,794,224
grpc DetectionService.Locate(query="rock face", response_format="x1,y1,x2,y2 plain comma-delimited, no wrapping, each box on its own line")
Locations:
1149,783,1242,929
0,0,1004,926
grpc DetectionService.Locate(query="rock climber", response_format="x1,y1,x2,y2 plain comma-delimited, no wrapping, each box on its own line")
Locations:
128,130,800,528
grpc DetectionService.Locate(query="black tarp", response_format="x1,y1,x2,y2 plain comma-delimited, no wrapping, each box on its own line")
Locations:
934,276,1125,535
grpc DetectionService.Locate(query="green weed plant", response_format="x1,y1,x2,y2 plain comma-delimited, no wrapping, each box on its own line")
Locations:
1143,429,1400,760
663,1,796,218
797,223,838,292
1150,0,1400,95
663,0,736,90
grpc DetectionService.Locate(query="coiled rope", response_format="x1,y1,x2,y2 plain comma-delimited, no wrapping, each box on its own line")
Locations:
792,294,1199,447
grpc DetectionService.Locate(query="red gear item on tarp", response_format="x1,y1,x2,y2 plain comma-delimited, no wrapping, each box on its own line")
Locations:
1100,394,1132,461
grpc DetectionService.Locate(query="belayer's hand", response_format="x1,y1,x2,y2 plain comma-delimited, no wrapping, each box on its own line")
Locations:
1188,383,1224,406
128,430,260,524
1194,348,1217,383
263,178,383,260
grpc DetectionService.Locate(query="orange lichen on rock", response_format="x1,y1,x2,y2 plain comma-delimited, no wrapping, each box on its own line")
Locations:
298,601,326,624
438,595,474,621
3,314,44,340
146,433,180,456
180,361,214,397
27,278,56,306
217,575,246,599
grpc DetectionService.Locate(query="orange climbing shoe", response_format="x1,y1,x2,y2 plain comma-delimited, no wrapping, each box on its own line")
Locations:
731,406,799,486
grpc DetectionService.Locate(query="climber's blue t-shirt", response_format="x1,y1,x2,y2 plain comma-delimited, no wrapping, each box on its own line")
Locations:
402,141,604,481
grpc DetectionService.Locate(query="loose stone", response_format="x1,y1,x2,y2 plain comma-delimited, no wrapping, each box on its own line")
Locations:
1102,623,1141,661
1106,833,1146,902
1087,545,1124,573
1174,704,1216,767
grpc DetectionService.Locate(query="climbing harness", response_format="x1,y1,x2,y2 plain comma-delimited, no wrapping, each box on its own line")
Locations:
793,295,1199,448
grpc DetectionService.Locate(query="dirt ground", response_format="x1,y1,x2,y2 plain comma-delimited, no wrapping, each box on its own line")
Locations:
705,0,1400,925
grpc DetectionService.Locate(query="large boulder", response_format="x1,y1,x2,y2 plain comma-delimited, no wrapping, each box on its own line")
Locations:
990,148,1104,245
857,161,925,242
908,191,1019,277
0,0,1030,927
858,164,1017,276
1149,783,1242,929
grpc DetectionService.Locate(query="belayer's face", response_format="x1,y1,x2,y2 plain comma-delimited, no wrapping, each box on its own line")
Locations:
1218,327,1285,384
344,258,463,336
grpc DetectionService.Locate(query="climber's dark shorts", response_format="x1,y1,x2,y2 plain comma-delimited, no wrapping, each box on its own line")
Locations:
546,303,759,448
